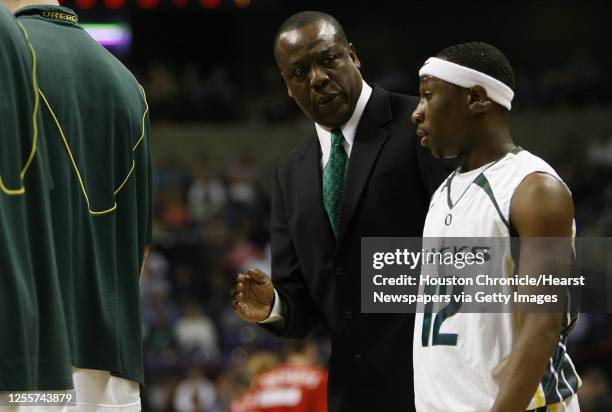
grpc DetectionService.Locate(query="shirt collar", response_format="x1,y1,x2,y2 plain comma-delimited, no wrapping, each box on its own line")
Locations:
15,5,80,27
315,79,373,147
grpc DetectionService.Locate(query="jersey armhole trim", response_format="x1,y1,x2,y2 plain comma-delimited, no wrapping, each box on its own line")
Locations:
474,174,510,229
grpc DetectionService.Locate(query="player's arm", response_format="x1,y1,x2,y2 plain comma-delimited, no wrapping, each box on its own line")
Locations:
139,245,150,280
491,172,574,412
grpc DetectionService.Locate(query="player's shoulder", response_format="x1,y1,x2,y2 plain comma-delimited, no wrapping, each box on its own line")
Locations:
506,148,553,169
497,149,565,193
91,43,141,91
511,150,570,196
509,148,548,166
485,148,555,181
0,7,25,46
0,5,15,27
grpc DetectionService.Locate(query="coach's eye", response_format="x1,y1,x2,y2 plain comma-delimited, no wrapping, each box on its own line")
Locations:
293,67,306,77
323,55,337,66
424,91,433,100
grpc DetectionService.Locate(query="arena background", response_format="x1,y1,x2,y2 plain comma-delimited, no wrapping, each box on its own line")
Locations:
58,0,612,410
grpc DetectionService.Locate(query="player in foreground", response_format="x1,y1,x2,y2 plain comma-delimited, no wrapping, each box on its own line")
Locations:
4,1,153,410
0,4,73,395
411,42,581,411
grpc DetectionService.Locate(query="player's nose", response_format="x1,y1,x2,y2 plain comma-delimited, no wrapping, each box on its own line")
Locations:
411,102,424,124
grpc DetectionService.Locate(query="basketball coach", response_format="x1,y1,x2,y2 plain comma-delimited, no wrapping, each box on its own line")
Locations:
232,11,451,412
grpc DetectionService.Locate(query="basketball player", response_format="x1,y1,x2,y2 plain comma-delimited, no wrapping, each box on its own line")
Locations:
0,4,73,396
411,43,581,411
4,2,153,410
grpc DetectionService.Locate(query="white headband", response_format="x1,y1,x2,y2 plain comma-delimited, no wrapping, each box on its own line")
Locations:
418,57,514,110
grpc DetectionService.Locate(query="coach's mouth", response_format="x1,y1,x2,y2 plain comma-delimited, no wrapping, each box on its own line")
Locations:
317,93,340,106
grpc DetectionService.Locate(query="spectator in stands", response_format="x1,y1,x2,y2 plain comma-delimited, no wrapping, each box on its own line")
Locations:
229,341,327,412
175,301,221,362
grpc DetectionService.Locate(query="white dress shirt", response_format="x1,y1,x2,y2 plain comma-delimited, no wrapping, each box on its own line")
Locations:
259,80,373,324
315,80,373,168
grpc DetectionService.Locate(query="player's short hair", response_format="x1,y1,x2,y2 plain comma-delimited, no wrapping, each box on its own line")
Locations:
436,42,516,91
273,11,348,60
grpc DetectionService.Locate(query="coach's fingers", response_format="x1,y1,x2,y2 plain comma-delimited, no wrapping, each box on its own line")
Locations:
236,273,249,284
235,301,252,320
246,269,270,283
233,274,248,294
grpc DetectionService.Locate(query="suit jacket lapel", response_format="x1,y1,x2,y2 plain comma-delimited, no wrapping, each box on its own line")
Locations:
297,135,336,250
336,86,392,248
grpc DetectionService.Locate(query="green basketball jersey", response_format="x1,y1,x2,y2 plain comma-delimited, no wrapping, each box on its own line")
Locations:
16,5,153,386
0,5,73,390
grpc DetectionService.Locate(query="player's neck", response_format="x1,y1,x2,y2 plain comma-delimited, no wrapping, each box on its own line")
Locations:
459,126,514,172
5,0,59,13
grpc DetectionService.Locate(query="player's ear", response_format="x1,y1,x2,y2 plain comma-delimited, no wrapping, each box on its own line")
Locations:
467,85,491,113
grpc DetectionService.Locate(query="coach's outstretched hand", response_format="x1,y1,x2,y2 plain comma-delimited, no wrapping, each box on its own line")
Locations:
232,269,274,323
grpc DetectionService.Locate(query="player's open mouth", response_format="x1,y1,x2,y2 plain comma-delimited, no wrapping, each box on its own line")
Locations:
416,128,430,147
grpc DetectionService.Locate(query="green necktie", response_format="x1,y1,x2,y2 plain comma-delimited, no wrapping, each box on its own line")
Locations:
323,128,348,238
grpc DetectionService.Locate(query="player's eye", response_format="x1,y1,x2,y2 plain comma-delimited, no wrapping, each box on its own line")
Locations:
423,91,433,100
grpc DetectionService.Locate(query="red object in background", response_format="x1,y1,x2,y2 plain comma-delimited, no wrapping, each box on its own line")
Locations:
173,0,190,6
75,0,97,9
200,0,222,9
137,0,160,8
103,0,126,9
229,365,328,412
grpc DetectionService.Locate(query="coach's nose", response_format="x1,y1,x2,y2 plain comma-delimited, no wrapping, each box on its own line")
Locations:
310,65,330,92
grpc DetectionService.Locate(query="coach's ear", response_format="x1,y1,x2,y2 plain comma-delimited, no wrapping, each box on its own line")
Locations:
280,71,294,98
467,85,492,113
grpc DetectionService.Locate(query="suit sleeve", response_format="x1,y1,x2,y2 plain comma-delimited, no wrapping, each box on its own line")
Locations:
416,141,456,197
260,165,322,339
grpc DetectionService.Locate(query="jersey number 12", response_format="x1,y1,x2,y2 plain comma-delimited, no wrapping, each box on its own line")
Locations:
421,284,463,346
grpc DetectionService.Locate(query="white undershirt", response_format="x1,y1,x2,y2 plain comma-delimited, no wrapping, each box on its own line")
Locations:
448,161,495,205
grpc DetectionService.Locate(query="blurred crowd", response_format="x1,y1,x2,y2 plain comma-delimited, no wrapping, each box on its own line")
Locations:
135,48,612,125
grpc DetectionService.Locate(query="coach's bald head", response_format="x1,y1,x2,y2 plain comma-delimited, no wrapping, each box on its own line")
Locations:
273,11,349,63
273,11,363,128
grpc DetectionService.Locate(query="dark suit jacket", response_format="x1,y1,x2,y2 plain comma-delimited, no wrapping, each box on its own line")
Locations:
263,85,452,412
